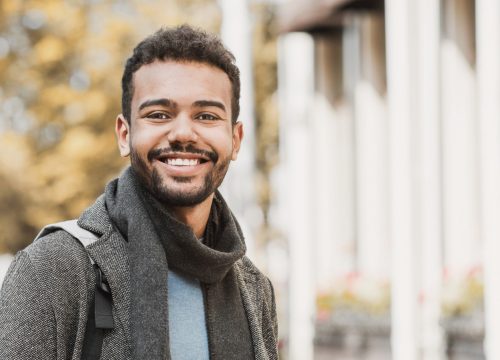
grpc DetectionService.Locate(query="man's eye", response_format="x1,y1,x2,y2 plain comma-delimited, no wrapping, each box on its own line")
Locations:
197,113,219,121
146,112,169,119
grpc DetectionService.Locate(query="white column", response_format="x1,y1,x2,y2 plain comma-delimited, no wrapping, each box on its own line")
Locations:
312,34,355,288
476,1,500,358
331,104,357,276
310,94,338,289
387,1,445,358
441,0,480,273
354,15,389,280
385,0,419,359
278,33,315,360
417,0,445,358
218,0,259,257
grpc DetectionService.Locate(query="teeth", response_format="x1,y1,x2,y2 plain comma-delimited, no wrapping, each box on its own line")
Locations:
166,158,200,166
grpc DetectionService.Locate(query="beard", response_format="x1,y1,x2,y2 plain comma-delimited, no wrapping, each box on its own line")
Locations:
130,143,231,207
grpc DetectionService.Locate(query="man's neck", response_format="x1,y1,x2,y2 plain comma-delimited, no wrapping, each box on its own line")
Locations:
167,194,214,239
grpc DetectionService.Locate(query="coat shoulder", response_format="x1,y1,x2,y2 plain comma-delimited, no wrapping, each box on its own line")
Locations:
15,228,95,302
0,230,94,360
24,229,93,275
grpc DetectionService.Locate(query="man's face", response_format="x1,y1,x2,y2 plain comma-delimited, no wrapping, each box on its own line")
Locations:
116,60,243,207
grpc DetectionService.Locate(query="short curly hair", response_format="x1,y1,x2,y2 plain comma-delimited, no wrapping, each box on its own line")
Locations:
121,25,240,124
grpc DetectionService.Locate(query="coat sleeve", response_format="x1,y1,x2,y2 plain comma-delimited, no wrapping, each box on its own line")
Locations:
263,277,279,359
0,251,56,360
267,278,278,343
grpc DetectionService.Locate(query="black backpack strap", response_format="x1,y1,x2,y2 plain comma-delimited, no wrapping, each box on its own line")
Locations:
81,284,104,359
81,265,114,359
35,220,114,360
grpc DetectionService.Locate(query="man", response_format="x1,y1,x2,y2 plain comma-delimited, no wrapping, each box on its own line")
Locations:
0,25,278,360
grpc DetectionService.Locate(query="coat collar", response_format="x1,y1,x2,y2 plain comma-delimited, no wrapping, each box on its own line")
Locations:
77,195,132,353
78,194,113,237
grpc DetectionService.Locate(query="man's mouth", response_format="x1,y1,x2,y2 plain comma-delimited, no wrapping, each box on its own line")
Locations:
164,158,204,166
149,146,217,166
156,152,212,168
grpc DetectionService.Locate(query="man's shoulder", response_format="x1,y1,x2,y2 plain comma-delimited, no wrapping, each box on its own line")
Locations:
1,227,93,312
22,228,91,271
25,193,110,263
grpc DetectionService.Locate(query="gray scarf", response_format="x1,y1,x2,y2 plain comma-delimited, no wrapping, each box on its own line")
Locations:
104,167,254,359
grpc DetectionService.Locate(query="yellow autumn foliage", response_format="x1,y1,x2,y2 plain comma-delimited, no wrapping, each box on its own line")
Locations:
34,36,66,63
40,85,78,107
1,0,22,15
0,133,33,180
84,91,110,119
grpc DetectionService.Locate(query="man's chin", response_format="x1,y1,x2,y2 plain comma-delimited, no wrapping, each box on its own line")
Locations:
131,158,223,207
153,187,213,207
151,174,214,207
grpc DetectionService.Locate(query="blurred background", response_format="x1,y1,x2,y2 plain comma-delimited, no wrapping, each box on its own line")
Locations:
1,0,500,359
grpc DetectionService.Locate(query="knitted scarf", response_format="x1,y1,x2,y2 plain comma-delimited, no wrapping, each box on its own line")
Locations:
104,167,254,359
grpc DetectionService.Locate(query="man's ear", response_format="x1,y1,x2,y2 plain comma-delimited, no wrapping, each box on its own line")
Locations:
231,121,243,161
116,114,131,157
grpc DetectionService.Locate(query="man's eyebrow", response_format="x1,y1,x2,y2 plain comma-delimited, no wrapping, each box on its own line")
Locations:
192,100,226,112
138,98,177,111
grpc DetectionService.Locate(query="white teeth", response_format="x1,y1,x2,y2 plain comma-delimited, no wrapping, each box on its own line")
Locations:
166,158,200,166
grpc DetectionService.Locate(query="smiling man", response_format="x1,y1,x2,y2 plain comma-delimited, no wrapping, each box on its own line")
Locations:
0,25,278,360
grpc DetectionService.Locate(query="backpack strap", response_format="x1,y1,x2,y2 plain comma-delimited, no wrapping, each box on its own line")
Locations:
36,220,114,360
35,220,99,257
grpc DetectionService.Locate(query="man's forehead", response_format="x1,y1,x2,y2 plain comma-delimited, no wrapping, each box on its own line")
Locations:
131,60,232,103
133,59,227,80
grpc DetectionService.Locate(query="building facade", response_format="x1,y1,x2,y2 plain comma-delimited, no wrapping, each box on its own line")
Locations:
276,0,500,359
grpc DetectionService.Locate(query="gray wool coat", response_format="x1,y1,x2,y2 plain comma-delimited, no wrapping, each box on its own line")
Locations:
0,196,278,360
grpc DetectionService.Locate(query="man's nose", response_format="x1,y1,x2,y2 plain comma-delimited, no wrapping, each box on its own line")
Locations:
167,114,198,143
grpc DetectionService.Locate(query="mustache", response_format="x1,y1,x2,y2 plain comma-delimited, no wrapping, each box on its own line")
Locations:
148,144,218,163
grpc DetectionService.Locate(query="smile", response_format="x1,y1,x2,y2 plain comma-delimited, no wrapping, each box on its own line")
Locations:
165,158,201,166
154,153,212,176
155,150,212,168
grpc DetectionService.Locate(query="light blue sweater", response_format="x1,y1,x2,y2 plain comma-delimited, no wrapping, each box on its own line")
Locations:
167,269,210,360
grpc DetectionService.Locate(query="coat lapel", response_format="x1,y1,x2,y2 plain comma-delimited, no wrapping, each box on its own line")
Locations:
86,231,131,351
79,195,132,355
